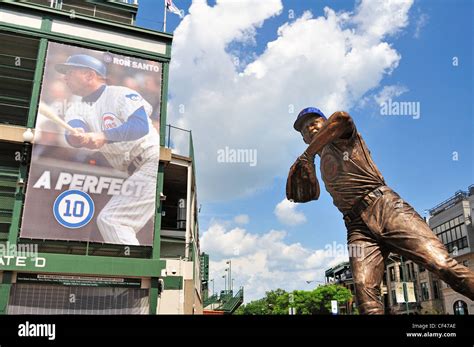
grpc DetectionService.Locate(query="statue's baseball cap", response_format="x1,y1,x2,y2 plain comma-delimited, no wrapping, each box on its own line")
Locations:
293,107,326,131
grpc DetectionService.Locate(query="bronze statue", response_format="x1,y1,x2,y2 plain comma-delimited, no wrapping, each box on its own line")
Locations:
287,107,474,314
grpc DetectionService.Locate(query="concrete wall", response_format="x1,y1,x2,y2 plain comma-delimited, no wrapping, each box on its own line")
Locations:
157,289,183,314
159,259,203,314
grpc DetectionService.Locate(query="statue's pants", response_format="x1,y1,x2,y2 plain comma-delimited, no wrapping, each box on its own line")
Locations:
345,187,474,314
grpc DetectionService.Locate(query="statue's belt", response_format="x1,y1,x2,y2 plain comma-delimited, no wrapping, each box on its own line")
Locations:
343,185,391,224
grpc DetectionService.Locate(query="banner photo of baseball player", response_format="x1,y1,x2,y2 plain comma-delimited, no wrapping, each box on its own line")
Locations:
21,42,162,246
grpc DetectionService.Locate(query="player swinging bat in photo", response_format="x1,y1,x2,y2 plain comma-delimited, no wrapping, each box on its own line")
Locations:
38,102,79,135
287,107,474,314
55,54,160,246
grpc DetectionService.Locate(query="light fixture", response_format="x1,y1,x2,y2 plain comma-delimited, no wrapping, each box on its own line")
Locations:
22,128,34,143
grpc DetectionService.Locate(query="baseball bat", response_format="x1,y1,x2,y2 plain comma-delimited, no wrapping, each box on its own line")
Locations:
38,102,79,134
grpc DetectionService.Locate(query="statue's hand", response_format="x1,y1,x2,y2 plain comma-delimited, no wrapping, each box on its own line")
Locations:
286,154,320,203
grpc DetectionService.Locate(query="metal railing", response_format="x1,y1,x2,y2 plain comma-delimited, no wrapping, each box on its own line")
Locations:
161,204,186,230
203,294,219,307
26,0,136,25
429,190,469,216
220,287,244,313
165,124,193,158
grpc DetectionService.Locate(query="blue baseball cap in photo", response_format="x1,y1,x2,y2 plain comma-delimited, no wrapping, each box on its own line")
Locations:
293,107,326,131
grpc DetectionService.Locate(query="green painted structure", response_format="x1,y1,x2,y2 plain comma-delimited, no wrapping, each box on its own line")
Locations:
0,0,192,315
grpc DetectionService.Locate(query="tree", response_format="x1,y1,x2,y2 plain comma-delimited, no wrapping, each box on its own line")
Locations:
235,285,353,315
309,284,353,314
235,288,289,315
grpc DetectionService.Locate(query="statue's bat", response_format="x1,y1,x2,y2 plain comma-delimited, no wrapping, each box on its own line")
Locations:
38,102,79,134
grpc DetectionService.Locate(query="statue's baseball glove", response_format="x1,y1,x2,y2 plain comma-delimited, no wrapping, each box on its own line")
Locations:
286,152,320,203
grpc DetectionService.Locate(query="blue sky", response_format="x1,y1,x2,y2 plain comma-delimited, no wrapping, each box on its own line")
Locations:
136,0,473,301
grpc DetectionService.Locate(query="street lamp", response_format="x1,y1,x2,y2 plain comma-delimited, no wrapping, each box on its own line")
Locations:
226,260,232,293
222,274,226,293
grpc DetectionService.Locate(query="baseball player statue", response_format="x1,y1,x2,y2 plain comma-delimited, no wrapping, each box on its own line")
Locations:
55,54,160,245
287,107,474,314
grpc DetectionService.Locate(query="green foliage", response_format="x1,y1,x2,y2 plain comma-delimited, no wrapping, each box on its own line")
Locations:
235,284,353,315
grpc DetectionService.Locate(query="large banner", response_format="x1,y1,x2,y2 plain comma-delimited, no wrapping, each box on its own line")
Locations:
21,42,162,246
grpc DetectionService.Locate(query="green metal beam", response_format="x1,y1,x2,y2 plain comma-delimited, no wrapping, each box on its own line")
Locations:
3,2,171,39
7,165,25,247
0,284,11,314
0,272,13,315
152,163,165,260
149,277,159,315
0,252,166,277
0,3,172,59
163,276,182,290
0,23,170,62
27,37,48,128
160,62,170,146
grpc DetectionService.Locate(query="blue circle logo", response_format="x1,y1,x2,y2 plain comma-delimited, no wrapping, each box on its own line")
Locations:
53,190,95,229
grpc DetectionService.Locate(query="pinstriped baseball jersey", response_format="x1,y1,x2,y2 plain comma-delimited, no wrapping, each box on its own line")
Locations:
65,85,160,172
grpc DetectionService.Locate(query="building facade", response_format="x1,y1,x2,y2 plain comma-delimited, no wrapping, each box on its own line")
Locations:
325,261,356,314
427,185,474,315
384,255,444,314
0,0,203,314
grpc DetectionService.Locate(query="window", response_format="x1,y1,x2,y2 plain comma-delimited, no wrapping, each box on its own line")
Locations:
446,230,452,243
405,264,411,280
399,265,404,281
432,280,440,300
391,289,397,305
0,32,39,126
419,265,425,272
389,267,396,282
441,232,446,244
421,282,429,301
453,300,468,315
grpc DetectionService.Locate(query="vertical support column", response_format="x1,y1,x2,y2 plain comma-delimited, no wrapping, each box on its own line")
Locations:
27,37,48,128
0,272,13,315
8,38,48,246
184,163,192,260
160,62,170,147
149,277,159,315
152,163,165,260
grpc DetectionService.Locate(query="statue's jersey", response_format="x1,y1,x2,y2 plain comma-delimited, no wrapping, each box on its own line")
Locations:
319,123,385,213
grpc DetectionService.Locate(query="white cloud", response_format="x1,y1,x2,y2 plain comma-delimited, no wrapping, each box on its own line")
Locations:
201,221,348,302
169,0,414,202
353,0,413,39
274,198,307,226
374,84,409,105
414,13,429,39
234,214,250,225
